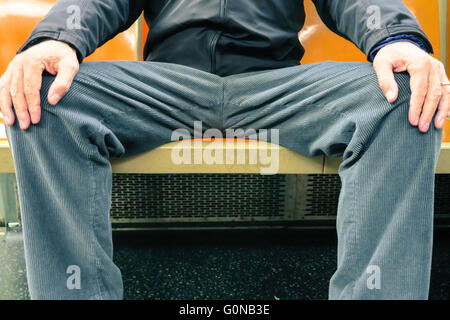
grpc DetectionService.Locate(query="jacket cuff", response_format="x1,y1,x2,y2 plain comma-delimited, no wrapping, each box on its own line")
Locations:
367,34,430,62
16,31,88,63
363,25,433,61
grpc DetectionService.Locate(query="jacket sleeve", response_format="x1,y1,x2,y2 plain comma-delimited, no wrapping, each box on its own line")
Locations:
311,0,434,59
17,0,146,62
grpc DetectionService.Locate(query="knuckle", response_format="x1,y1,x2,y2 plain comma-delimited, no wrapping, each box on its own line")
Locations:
15,110,26,120
55,82,70,92
378,80,389,90
423,117,433,124
431,59,441,68
0,74,11,89
63,63,79,75
429,88,443,98
28,105,36,113
9,85,19,97
1,103,10,114
428,89,443,101
411,77,427,90
23,81,38,96
427,95,441,103
443,87,450,95
22,84,33,97
413,90,427,99
70,63,79,73
421,110,434,121
425,56,433,65
415,59,431,70
11,55,23,65
444,104,450,114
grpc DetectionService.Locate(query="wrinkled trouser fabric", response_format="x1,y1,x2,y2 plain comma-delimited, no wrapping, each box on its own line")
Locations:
6,60,443,299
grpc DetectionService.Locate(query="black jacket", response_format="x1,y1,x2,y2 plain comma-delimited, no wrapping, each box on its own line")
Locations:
18,0,433,76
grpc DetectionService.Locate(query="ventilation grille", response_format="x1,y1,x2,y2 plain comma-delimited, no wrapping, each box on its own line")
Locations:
302,175,340,217
111,174,289,222
109,173,450,226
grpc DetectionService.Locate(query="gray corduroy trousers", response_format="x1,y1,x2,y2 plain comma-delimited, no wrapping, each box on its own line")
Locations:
5,60,443,299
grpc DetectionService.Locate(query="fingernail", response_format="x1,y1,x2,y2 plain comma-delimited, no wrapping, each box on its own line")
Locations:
386,90,395,102
438,116,446,128
30,115,38,124
419,121,429,132
19,119,29,130
30,108,41,124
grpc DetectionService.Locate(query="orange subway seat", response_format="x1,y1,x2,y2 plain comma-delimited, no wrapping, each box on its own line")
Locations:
444,121,450,142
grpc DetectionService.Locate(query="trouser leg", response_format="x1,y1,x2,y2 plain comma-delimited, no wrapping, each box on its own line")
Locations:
5,61,222,299
224,61,443,299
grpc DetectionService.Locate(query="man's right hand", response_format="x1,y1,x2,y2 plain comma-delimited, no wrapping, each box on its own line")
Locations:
0,40,79,130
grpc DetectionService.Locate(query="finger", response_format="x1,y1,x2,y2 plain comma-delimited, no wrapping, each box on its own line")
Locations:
435,64,450,129
438,87,450,127
23,61,44,124
0,71,15,126
408,61,430,127
47,61,78,105
0,88,15,126
10,62,31,130
418,61,442,132
373,60,399,103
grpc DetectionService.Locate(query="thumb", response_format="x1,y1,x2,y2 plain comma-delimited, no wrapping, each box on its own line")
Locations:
47,60,79,105
373,60,399,103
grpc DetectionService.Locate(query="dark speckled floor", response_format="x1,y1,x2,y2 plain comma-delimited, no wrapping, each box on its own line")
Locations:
0,228,449,300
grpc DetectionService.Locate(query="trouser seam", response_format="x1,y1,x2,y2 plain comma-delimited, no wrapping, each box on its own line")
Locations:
86,122,110,300
88,154,104,299
338,142,363,299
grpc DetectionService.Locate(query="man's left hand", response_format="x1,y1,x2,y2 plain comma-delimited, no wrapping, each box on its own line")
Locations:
373,41,449,133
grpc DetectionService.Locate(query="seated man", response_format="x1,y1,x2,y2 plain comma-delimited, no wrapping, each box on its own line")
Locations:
0,0,449,300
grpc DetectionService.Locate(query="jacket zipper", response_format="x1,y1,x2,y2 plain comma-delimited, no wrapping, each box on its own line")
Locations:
210,32,220,74
210,0,227,74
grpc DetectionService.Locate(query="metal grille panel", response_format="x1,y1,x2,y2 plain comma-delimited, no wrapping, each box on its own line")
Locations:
302,175,341,218
110,174,450,227
111,174,290,222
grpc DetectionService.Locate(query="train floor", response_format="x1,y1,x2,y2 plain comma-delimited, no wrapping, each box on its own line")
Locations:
0,228,449,300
